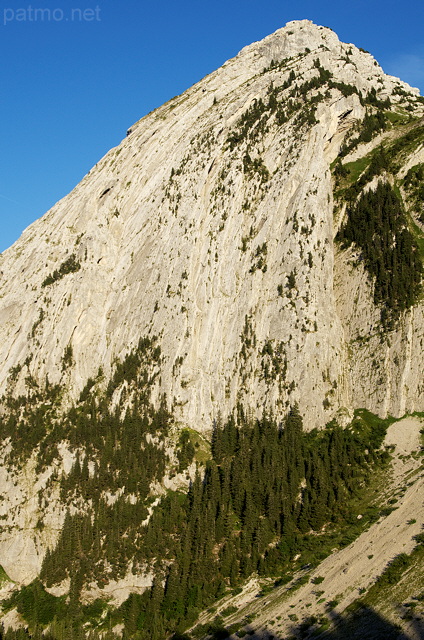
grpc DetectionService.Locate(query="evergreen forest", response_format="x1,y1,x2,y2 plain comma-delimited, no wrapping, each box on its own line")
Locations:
337,181,422,326
0,339,393,640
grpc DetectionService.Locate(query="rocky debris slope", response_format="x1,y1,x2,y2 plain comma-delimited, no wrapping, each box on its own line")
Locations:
194,416,424,639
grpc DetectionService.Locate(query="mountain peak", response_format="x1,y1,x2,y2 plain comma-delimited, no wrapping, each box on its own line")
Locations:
234,19,420,100
0,22,422,433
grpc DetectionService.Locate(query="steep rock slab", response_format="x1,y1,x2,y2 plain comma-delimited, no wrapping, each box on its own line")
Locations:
0,20,422,432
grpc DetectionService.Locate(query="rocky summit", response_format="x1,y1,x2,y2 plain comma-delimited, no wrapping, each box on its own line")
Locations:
0,19,423,640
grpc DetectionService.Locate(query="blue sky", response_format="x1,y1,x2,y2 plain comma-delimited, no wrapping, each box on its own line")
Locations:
1,0,423,253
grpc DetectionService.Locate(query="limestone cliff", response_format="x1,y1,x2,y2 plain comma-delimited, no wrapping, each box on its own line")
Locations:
0,20,422,434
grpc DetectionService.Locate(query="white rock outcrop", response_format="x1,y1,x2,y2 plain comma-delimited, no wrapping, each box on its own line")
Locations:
0,445,66,583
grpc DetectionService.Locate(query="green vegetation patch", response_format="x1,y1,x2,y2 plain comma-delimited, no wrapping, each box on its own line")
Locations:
336,181,423,327
188,428,211,465
388,123,424,172
176,429,196,471
339,110,388,158
385,110,410,125
1,403,392,639
3,580,67,628
0,565,12,586
339,155,372,186
403,163,424,224
41,253,81,288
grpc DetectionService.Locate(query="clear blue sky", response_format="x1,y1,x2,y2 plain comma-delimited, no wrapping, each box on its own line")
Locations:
1,0,423,253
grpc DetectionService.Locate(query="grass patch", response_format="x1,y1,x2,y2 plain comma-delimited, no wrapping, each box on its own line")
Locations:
354,408,396,430
343,155,372,184
386,110,410,126
183,427,211,465
406,211,424,262
0,565,12,586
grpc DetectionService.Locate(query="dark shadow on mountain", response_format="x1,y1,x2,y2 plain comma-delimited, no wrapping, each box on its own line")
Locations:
195,604,422,640
322,605,416,639
411,615,424,640
396,603,424,640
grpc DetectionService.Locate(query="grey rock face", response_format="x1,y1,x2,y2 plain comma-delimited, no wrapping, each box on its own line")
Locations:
0,19,422,437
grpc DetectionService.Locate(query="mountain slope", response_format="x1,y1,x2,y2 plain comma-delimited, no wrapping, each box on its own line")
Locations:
190,416,424,640
0,19,422,432
0,19,423,640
